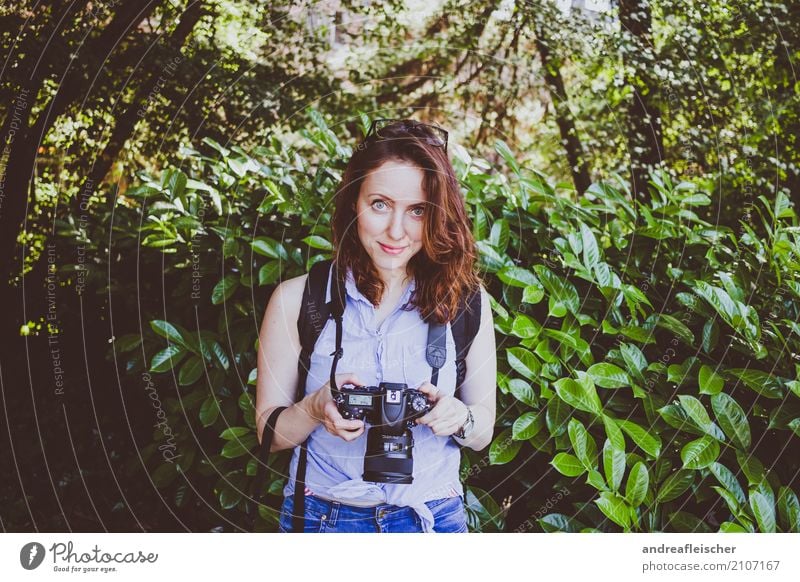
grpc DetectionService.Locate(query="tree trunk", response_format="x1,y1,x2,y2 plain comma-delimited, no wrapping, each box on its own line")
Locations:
619,0,663,199
534,34,592,194
0,1,162,288
75,0,206,213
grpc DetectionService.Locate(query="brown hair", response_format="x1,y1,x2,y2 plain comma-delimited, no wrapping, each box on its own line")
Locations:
331,122,482,324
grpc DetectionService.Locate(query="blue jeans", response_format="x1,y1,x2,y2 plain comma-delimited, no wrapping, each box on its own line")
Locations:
278,494,468,533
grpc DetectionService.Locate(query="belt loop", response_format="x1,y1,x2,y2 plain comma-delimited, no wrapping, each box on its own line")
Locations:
328,500,340,526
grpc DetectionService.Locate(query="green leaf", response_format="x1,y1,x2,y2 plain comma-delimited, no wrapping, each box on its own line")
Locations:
736,450,766,486
511,314,542,339
551,452,585,477
178,356,205,386
211,274,239,305
506,347,540,380
595,492,631,529
777,486,800,532
258,261,282,286
150,320,188,349
719,522,748,533
727,368,784,399
681,436,720,469
603,439,626,492
749,491,776,533
494,139,520,174
709,462,746,505
508,379,537,407
617,419,662,458
302,235,333,250
150,345,186,373
512,411,543,441
522,284,544,304
625,462,649,506
587,363,630,388
538,513,585,533
554,377,602,415
620,343,647,375
251,237,288,260
699,365,724,395
580,222,600,269
602,415,626,451
221,435,258,458
498,266,537,288
666,511,712,533
677,395,725,440
655,313,695,345
199,395,220,427
210,341,230,370
657,470,694,503
220,427,251,440
489,429,522,465
568,418,597,469
711,393,751,450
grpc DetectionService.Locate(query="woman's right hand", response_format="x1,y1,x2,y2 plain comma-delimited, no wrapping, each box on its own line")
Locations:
309,372,365,441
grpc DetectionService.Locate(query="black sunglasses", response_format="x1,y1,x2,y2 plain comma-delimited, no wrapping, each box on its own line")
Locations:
365,118,449,152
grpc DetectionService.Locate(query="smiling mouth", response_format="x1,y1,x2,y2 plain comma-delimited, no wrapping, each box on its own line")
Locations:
378,243,406,254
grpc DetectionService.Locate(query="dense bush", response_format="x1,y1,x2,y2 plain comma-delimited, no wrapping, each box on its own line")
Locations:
109,113,799,532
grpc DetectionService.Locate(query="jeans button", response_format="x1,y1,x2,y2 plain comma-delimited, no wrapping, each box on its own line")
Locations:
321,515,327,521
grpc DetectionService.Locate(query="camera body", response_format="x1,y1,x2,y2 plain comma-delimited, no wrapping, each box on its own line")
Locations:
333,382,432,484
334,382,431,434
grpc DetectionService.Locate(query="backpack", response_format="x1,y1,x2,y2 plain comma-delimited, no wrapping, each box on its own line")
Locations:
252,259,481,531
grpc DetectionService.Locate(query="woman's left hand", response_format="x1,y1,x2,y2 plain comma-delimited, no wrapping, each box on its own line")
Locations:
414,381,469,437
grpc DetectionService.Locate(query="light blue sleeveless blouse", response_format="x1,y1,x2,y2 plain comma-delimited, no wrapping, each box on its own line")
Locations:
283,267,463,531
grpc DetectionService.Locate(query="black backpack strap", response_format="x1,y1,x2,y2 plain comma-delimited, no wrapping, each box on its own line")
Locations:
290,259,346,532
250,405,287,528
450,286,482,392
426,321,447,387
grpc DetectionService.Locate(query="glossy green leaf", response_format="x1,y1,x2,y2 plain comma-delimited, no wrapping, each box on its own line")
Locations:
587,363,630,388
657,470,694,503
603,439,626,492
749,491,776,533
617,419,661,458
711,393,751,450
699,365,724,395
554,377,602,415
681,436,720,469
150,345,186,373
551,452,585,477
595,492,631,529
178,355,205,385
625,462,649,506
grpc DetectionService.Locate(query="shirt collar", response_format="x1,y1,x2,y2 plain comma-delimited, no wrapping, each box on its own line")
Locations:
344,268,415,308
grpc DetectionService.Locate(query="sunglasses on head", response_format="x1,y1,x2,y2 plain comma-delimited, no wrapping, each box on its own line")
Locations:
365,118,449,153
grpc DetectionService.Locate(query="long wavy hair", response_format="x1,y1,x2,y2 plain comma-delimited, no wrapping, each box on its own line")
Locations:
331,121,482,324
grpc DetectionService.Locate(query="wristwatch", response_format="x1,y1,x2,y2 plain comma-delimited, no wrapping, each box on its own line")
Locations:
454,406,475,440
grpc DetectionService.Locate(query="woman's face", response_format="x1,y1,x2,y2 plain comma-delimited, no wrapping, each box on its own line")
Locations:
355,159,427,277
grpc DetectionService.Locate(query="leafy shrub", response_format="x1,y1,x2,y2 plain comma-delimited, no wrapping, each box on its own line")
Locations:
117,113,799,532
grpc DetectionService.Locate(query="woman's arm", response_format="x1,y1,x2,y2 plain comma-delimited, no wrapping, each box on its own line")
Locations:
452,285,497,450
415,285,497,451
255,275,365,452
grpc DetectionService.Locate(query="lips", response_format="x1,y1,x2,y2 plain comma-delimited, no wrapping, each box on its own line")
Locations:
378,243,406,255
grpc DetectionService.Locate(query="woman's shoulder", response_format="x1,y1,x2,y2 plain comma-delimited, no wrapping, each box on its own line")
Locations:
267,274,308,319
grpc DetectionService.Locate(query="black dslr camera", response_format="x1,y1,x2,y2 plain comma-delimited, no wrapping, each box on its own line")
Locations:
333,382,432,484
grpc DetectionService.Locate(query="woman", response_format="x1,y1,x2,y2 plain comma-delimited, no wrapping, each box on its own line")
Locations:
255,119,496,533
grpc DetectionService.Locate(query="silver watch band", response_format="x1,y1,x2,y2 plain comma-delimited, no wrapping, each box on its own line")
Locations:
455,406,474,440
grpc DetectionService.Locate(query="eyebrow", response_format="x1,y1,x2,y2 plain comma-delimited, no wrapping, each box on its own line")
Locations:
367,193,426,206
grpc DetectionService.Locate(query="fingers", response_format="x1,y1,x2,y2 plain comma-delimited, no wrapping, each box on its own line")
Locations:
333,372,363,391
322,400,364,440
416,381,441,402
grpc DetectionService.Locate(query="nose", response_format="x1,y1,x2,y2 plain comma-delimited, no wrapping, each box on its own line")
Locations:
387,210,405,241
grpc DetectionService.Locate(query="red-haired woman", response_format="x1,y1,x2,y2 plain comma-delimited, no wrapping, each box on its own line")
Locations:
255,119,497,533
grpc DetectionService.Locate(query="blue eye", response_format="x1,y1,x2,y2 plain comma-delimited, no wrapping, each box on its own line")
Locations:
371,200,387,211
410,207,424,217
